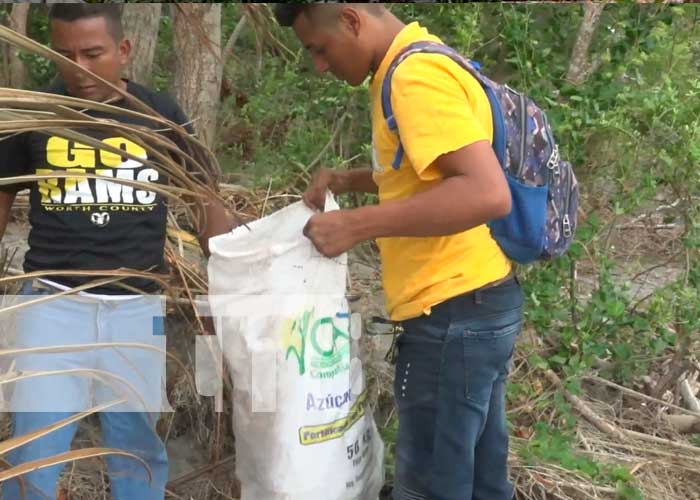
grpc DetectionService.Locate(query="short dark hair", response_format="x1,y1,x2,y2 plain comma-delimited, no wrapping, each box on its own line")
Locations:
49,4,124,41
274,3,384,28
273,4,314,27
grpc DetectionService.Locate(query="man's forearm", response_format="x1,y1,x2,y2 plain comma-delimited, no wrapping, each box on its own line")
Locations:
198,198,239,258
349,175,510,240
335,168,378,195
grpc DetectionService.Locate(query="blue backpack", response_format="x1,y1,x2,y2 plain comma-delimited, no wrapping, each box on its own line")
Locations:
381,41,579,264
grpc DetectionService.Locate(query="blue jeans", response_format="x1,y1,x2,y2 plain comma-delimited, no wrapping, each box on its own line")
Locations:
2,281,169,500
392,278,522,500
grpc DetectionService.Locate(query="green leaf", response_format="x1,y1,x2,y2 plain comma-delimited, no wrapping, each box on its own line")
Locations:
549,354,567,365
528,354,549,370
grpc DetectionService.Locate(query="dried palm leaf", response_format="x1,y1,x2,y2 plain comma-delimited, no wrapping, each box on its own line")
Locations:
0,342,195,396
0,399,124,457
0,25,225,236
0,368,150,413
0,447,151,484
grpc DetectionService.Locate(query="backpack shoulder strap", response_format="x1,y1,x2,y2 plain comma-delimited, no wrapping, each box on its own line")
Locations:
381,40,507,169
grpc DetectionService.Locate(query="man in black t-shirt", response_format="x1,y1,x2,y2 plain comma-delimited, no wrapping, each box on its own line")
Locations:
1,79,196,294
0,5,235,499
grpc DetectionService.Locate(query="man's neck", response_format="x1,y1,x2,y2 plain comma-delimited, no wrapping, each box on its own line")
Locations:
370,14,406,75
105,78,128,102
65,79,128,102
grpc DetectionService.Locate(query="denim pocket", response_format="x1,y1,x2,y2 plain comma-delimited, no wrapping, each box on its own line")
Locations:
462,320,520,403
464,320,521,340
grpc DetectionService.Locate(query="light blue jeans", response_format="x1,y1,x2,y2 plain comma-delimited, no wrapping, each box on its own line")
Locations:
2,281,169,500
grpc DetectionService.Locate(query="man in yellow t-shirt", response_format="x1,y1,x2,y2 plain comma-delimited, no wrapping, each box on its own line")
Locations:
276,4,522,500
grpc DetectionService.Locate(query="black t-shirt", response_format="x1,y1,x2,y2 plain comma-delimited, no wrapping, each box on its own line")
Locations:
0,81,193,294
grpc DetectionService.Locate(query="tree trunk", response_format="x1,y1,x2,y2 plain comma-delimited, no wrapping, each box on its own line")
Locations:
172,3,222,147
122,3,162,86
566,2,605,86
3,3,29,88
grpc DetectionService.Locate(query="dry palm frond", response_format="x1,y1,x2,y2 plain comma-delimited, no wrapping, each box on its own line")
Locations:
0,98,215,192
0,369,150,413
0,400,123,457
0,96,208,226
0,272,170,311
0,25,223,234
0,23,204,151
0,447,151,484
0,342,195,396
0,25,154,117
0,27,219,305
245,4,297,62
0,22,243,492
0,25,250,314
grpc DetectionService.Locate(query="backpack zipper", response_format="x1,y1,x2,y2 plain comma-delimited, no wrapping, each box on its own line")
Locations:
543,113,561,179
517,93,527,178
542,113,572,240
562,168,574,239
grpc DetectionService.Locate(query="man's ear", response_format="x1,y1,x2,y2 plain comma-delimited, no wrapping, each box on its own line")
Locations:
338,7,362,37
118,38,132,67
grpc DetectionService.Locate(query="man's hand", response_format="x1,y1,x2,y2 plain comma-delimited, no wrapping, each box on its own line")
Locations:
0,191,16,241
197,195,240,258
303,168,349,211
303,209,365,258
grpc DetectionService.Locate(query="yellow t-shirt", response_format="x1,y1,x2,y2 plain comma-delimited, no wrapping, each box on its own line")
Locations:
369,22,512,321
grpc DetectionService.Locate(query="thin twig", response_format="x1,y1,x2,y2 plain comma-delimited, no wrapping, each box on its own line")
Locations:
545,370,624,439
166,455,235,489
306,112,350,173
629,250,683,282
583,375,700,418
221,14,248,69
547,370,700,455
